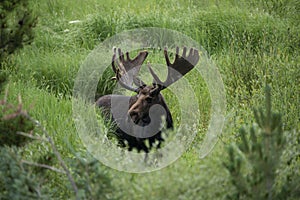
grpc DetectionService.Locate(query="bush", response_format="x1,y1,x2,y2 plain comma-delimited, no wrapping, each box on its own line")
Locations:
224,86,299,199
0,146,47,199
0,0,37,64
0,87,35,147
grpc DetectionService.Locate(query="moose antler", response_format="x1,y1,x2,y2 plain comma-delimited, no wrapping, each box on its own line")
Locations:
111,47,199,93
148,47,199,90
111,48,148,92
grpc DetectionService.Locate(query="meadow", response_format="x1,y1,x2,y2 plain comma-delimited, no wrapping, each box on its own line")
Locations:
1,0,299,199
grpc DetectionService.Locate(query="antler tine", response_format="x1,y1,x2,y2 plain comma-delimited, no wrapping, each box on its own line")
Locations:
118,48,125,63
111,48,149,92
182,46,187,58
147,62,163,86
149,46,200,90
175,46,179,60
126,52,131,61
111,48,138,92
111,47,118,74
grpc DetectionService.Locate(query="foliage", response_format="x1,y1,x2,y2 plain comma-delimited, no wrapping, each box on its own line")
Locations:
0,0,37,146
0,0,37,64
0,88,35,147
275,129,300,199
0,144,117,200
71,157,117,200
0,95,116,199
0,0,298,199
0,70,8,91
224,86,298,199
0,146,47,199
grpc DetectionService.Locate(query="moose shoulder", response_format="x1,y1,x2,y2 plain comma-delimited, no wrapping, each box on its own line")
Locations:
96,47,199,153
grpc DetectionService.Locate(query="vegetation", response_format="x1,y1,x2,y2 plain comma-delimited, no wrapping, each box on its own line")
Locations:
0,0,37,64
224,86,298,199
0,0,299,199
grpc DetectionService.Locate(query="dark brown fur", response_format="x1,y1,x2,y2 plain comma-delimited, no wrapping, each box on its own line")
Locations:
96,86,173,153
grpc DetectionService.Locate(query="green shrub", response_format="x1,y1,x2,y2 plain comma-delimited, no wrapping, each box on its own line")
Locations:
0,0,37,64
224,86,299,199
0,89,35,147
0,146,47,199
70,157,117,200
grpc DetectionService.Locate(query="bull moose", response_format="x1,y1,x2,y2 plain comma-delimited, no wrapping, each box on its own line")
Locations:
96,46,199,153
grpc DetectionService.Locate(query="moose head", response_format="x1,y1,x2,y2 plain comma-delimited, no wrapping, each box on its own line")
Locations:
96,47,199,153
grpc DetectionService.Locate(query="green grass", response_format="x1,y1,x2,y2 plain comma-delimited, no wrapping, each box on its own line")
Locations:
2,0,299,199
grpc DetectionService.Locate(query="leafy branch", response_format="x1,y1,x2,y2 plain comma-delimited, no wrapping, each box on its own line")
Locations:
224,85,286,200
